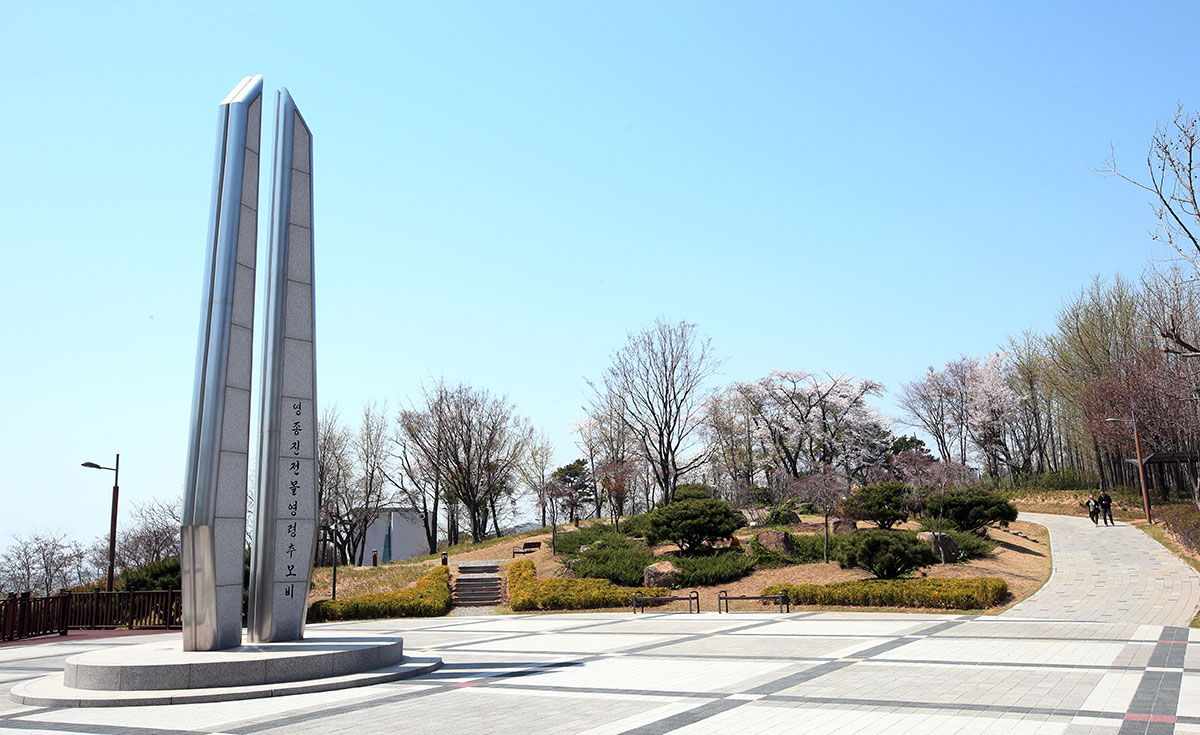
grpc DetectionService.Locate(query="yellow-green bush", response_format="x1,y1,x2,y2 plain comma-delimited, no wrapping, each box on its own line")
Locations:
307,566,452,622
762,577,1008,610
508,559,668,611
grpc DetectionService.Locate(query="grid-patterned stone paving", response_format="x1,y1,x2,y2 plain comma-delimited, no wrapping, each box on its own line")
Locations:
2,513,1200,734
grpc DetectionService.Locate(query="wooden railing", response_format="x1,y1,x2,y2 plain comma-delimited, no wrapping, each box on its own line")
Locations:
1,589,182,642
1,591,68,641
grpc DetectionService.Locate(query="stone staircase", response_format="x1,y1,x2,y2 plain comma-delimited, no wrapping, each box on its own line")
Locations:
452,564,503,606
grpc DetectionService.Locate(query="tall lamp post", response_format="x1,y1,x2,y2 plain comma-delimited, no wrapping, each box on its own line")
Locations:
81,454,120,592
320,523,341,600
1105,415,1151,524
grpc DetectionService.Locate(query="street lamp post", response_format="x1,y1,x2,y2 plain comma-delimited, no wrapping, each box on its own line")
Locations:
320,523,340,600
1105,415,1151,524
81,454,120,592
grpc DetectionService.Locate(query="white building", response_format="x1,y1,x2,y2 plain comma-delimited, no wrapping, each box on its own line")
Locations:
360,508,429,565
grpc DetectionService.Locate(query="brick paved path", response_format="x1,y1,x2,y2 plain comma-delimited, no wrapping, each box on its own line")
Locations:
4,514,1200,734
1005,513,1200,625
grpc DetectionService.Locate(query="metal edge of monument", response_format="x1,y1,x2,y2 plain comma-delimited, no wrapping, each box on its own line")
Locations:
247,88,317,643
181,75,264,652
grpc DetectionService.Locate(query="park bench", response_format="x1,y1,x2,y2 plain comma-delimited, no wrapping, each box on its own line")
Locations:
512,541,542,557
716,590,789,614
632,590,700,614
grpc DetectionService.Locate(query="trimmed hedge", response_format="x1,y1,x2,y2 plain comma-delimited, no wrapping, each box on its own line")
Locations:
307,566,451,622
508,559,667,611
763,577,1008,610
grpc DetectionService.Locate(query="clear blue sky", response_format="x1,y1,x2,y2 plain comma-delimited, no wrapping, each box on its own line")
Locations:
0,2,1191,543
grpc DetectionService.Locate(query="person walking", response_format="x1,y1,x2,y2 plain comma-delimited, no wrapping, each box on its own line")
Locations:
1084,494,1100,526
1098,490,1114,526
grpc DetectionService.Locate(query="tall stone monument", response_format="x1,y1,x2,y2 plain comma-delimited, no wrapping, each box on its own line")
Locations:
9,76,441,707
180,75,263,652
247,89,318,643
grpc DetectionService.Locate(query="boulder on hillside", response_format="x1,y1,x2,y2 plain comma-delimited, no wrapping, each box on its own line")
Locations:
643,560,680,588
832,518,858,535
917,531,959,562
755,530,794,555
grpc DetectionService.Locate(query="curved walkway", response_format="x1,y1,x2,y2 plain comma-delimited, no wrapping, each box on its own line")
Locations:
1005,512,1200,625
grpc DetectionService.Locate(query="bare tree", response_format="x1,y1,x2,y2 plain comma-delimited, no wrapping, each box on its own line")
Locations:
115,497,181,570
591,319,720,505
1105,105,1200,272
519,431,556,528
899,368,955,463
391,384,459,554
316,407,353,564
703,386,760,500
0,531,94,595
795,465,847,563
318,403,396,565
400,382,531,543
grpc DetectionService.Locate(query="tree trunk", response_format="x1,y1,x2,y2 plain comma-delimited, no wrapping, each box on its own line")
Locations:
822,511,830,563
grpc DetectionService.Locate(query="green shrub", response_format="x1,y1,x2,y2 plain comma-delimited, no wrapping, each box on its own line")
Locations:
673,483,714,502
748,531,840,567
621,513,653,538
554,526,628,556
307,566,451,622
834,530,937,579
647,498,741,553
763,577,1008,610
1161,504,1200,555
946,530,998,560
927,488,1018,533
669,550,754,586
843,482,912,530
748,486,776,507
765,507,801,526
573,546,655,586
507,560,667,611
117,556,181,592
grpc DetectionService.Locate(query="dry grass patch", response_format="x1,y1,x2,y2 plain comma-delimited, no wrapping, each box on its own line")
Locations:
310,562,434,602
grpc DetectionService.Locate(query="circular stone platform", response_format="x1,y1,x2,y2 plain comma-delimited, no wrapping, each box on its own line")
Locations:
10,631,442,707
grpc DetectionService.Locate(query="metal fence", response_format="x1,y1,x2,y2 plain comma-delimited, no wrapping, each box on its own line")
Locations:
1,589,182,642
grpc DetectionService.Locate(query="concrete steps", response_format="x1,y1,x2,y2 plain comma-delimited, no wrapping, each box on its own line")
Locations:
452,565,503,607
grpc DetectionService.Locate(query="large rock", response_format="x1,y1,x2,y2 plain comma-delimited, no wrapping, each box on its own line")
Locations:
755,530,794,555
917,532,959,562
831,518,858,535
643,561,680,588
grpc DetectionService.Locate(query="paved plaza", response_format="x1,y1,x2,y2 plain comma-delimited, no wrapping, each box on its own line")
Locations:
3,514,1200,734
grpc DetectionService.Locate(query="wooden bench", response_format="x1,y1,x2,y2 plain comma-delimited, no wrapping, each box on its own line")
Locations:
717,590,789,614
512,541,542,557
632,590,700,614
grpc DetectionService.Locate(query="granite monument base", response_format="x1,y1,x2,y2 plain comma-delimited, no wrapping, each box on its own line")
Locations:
10,631,441,707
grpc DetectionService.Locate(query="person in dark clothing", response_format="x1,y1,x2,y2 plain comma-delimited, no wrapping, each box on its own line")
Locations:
1097,490,1114,526
1084,495,1099,525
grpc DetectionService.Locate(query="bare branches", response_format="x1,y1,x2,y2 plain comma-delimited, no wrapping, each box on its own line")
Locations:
591,319,721,504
